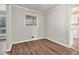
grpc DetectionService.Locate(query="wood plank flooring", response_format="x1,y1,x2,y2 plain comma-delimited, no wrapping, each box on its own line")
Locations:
9,39,79,55
72,38,79,50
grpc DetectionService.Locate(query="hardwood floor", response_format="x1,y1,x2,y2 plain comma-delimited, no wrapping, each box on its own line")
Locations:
9,39,79,55
72,38,79,50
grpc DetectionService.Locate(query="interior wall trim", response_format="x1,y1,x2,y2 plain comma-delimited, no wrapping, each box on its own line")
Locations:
12,5,43,13
46,37,71,48
6,37,45,52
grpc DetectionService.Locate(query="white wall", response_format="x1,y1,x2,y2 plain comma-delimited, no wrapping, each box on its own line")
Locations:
46,5,70,46
0,40,6,55
0,4,6,11
6,5,46,50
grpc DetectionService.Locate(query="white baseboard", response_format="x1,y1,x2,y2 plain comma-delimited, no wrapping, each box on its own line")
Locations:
6,37,74,52
47,38,70,48
6,37,45,52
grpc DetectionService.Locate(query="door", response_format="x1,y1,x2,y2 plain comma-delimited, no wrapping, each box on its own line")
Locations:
24,15,38,39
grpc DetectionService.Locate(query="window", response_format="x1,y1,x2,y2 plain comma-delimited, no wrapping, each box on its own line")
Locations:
24,15,37,26
0,15,6,34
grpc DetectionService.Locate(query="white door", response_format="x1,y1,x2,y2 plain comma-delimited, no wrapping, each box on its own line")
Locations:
24,15,38,39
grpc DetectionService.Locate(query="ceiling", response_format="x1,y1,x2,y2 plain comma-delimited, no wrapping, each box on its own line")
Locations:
15,4,59,12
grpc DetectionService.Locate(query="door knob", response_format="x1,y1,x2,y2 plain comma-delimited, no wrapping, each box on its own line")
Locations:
31,36,34,38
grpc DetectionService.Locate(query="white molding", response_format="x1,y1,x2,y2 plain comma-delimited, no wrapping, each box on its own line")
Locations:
46,37,70,48
6,37,76,52
6,5,13,52
46,4,61,14
12,37,45,44
68,5,78,47
6,37,45,52
68,5,73,48
12,5,44,14
24,14,38,28
6,44,12,52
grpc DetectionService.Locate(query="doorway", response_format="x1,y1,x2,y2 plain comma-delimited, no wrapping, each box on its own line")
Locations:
70,5,79,50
